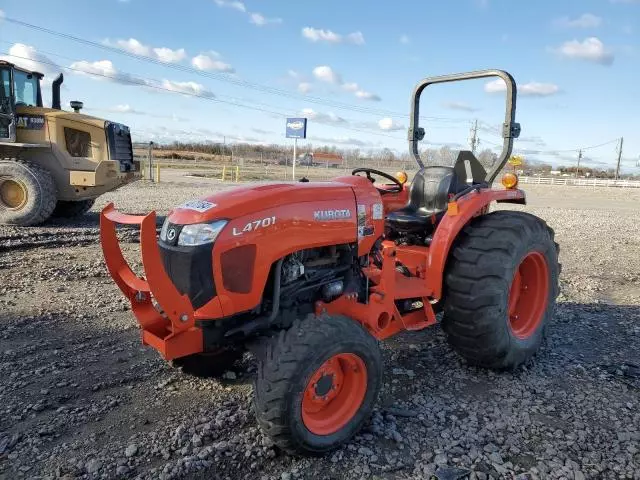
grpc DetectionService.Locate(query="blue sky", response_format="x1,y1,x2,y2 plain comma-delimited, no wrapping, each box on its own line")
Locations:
0,0,638,171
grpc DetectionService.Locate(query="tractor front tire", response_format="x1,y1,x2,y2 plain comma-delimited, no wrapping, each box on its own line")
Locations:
442,211,559,370
0,160,57,226
52,199,95,218
254,315,382,455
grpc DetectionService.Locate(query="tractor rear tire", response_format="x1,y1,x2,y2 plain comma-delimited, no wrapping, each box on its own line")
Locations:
0,160,57,226
254,315,382,455
442,211,560,370
52,199,95,218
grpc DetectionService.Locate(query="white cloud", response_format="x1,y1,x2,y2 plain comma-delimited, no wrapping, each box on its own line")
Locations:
302,27,365,45
355,90,381,101
313,65,342,84
252,127,273,135
378,118,404,131
517,82,561,97
484,79,506,93
287,70,299,78
553,37,614,65
555,13,602,29
517,135,547,148
441,101,480,112
106,38,186,63
214,0,246,12
0,44,61,80
113,38,149,55
214,0,281,27
69,60,136,85
0,9,5,19
400,34,410,45
342,82,359,92
110,104,143,114
154,47,187,63
311,136,370,147
301,108,347,125
311,66,380,100
250,13,282,26
161,80,215,99
191,53,234,72
303,27,342,44
298,82,312,94
346,32,365,45
484,79,560,97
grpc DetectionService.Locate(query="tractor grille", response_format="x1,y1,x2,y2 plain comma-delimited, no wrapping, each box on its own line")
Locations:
159,231,217,310
105,122,135,172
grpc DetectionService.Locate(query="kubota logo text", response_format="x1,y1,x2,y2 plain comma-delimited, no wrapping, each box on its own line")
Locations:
313,209,352,221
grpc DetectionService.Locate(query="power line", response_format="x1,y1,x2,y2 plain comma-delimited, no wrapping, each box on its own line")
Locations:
2,16,472,124
2,51,407,142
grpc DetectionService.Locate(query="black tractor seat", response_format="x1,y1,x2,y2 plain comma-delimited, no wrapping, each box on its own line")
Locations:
385,166,467,235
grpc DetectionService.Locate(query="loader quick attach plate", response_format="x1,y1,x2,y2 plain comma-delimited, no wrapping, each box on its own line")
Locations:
99,203,203,360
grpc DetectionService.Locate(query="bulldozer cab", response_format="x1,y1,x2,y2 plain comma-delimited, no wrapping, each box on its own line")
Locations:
0,61,45,143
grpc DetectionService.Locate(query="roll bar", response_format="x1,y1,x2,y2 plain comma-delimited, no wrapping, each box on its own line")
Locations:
408,69,521,183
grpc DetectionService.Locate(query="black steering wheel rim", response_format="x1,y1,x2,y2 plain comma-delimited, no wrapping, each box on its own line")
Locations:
351,167,403,194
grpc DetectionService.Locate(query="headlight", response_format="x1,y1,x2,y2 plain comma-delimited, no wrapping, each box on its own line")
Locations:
160,216,170,241
178,220,227,246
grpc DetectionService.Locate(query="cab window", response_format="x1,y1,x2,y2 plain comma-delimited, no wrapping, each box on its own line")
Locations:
1,68,11,114
13,70,39,107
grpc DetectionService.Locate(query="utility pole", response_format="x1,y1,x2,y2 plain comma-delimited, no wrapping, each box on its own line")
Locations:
469,120,480,154
576,149,582,178
615,137,624,180
147,141,154,181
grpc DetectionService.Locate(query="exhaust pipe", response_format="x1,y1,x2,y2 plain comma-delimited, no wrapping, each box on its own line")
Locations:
52,73,63,110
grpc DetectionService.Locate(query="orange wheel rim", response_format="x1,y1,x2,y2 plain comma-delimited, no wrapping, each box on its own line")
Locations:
301,353,367,436
508,251,550,339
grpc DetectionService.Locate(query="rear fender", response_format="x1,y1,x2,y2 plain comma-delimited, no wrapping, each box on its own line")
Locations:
426,188,526,300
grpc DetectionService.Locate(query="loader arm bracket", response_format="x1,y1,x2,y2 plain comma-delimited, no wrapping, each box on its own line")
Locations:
100,203,203,359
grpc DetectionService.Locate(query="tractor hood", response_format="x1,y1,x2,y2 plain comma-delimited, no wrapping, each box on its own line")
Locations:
16,106,107,129
168,180,357,225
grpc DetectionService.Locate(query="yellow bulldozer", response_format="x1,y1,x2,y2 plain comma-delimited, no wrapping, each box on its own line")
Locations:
0,60,141,226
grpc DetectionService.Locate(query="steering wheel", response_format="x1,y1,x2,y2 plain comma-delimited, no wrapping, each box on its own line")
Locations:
351,167,403,194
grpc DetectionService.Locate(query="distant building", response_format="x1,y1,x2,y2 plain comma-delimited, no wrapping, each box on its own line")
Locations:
550,170,561,176
299,152,344,167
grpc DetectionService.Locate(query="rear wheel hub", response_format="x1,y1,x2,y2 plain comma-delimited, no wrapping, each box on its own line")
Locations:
0,178,28,210
508,251,550,339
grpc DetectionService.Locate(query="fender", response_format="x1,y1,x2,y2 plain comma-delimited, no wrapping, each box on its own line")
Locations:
425,188,526,299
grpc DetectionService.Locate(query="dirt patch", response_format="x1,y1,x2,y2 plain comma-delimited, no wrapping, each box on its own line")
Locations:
1,182,639,479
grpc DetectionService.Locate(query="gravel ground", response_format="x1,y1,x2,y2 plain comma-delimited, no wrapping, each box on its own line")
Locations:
1,177,639,480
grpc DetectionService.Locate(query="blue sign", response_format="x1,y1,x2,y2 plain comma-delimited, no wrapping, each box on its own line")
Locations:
286,118,307,139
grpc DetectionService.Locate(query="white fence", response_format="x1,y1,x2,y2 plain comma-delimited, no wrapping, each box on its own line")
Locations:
519,176,640,189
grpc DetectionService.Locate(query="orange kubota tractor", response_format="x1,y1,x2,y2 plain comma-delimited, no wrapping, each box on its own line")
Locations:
100,70,560,455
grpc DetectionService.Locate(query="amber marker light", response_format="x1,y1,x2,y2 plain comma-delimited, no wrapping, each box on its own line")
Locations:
501,172,519,189
396,171,408,184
